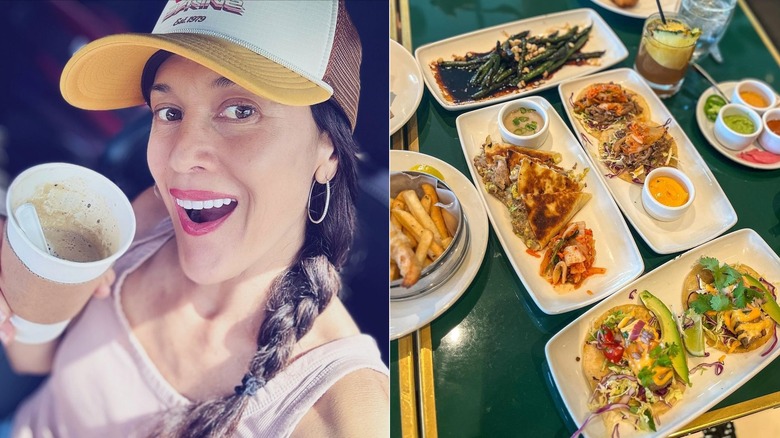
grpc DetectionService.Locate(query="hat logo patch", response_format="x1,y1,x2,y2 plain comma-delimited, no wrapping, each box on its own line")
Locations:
163,0,244,22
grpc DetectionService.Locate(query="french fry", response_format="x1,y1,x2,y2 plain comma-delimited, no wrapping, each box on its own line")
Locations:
394,193,407,211
415,229,433,265
390,200,402,229
421,194,432,214
422,183,450,239
391,209,444,258
399,190,444,245
390,184,458,288
390,221,421,287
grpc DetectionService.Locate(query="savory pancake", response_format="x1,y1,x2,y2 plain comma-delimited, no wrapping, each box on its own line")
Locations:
473,137,591,251
572,82,650,139
599,120,679,184
521,191,591,250
682,261,775,354
513,158,585,196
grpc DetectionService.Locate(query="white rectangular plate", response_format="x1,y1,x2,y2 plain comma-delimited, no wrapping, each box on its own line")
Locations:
415,8,628,111
557,68,737,254
456,96,644,315
546,228,780,437
589,0,681,20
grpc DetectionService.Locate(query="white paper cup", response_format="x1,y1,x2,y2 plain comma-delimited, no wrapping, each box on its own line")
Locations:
4,163,136,343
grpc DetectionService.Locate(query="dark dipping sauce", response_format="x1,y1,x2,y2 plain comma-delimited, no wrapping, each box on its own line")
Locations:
431,60,586,104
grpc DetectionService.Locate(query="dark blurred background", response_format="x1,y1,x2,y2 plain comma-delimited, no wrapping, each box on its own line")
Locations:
0,0,388,417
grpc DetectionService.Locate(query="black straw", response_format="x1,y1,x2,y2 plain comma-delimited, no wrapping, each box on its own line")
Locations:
655,0,667,24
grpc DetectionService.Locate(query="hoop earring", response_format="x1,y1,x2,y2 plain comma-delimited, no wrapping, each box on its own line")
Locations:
307,179,330,224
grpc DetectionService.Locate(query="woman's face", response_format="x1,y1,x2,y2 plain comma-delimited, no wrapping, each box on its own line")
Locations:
147,55,336,284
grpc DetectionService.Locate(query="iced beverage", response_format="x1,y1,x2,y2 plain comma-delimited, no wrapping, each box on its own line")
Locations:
634,13,700,98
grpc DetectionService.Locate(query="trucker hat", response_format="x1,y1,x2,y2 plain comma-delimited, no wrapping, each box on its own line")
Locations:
60,0,362,128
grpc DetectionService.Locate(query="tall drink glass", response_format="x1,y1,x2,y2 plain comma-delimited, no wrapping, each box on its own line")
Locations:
634,13,700,98
679,0,737,61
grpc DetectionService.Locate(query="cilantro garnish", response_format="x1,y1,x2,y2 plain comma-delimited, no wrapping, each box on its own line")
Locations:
699,257,742,290
691,257,763,314
710,294,731,312
690,294,713,314
638,367,654,388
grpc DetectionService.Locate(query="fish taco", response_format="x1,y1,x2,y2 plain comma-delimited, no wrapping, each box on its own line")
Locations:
682,257,779,355
581,303,687,435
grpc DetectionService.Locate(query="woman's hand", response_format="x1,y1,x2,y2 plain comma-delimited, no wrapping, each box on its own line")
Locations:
0,215,117,347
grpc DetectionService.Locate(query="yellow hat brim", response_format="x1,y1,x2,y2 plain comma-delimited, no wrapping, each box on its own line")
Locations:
60,33,332,110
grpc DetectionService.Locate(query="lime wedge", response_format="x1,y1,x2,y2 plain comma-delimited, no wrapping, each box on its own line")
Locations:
683,313,706,357
409,164,445,180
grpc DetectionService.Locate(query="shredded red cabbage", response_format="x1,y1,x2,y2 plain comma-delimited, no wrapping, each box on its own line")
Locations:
580,131,593,146
760,277,777,298
761,329,777,357
629,289,637,300
690,360,724,376
570,403,630,438
611,423,620,438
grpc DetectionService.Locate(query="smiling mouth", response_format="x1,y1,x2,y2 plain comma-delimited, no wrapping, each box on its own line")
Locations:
176,197,237,223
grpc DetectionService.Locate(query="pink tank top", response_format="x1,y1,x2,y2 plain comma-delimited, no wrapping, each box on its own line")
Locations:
12,218,388,437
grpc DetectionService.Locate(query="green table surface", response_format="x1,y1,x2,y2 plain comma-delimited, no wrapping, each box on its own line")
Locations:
390,0,780,437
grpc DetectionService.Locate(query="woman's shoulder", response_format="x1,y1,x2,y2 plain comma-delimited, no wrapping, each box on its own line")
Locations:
293,367,389,437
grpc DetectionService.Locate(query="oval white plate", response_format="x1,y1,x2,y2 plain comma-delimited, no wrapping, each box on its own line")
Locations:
390,39,424,136
390,150,488,340
456,96,644,315
589,0,681,19
558,67,737,255
695,81,780,170
546,228,780,438
414,8,628,112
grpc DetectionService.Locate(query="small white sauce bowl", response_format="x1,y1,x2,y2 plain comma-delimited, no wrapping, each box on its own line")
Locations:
731,79,777,115
758,107,780,154
497,98,550,149
641,167,695,222
714,103,762,151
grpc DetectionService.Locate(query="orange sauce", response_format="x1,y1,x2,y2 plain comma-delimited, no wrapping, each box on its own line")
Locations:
740,91,769,108
767,119,780,136
648,176,688,207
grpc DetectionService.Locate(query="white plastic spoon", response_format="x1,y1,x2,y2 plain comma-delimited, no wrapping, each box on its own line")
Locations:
15,203,52,255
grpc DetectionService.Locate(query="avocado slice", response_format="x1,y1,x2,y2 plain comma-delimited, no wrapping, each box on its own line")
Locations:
639,290,690,386
743,274,780,325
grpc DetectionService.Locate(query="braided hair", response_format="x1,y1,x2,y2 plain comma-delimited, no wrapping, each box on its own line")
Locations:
142,52,360,437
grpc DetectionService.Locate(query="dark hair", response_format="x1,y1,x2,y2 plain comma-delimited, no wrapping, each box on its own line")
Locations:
142,52,360,437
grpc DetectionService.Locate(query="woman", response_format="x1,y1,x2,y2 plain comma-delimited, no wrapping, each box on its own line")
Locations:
0,1,388,436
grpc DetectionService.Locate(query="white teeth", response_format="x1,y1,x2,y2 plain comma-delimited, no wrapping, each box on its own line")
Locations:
176,197,235,210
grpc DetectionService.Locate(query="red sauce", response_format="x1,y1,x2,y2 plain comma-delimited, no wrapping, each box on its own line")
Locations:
767,119,780,136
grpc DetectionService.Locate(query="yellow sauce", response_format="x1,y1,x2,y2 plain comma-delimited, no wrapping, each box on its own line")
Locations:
740,91,769,108
648,176,688,207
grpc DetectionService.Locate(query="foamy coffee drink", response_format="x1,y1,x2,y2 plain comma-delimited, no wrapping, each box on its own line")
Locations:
23,180,117,264
42,228,106,263
4,163,136,343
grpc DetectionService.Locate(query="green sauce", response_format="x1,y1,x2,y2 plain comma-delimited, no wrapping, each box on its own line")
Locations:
723,114,755,134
